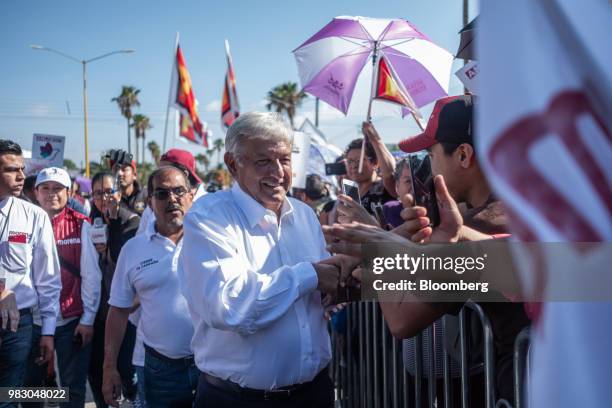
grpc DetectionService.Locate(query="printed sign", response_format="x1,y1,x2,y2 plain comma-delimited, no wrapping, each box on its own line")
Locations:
455,60,479,94
32,134,65,167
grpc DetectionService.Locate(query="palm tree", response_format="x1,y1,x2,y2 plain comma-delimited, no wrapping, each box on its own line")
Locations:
147,141,161,166
211,138,224,168
111,86,141,154
132,114,152,165
266,82,307,128
195,153,210,173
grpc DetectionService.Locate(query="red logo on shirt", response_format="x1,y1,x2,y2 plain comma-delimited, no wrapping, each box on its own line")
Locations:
8,231,28,243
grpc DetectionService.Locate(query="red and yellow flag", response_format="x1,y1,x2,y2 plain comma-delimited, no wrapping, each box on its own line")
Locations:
221,40,240,130
173,44,208,147
375,56,414,108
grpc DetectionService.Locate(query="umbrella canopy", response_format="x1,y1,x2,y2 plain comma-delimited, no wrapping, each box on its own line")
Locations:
293,16,453,118
456,17,477,60
75,176,92,194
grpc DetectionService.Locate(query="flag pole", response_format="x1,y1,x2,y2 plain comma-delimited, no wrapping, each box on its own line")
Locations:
163,31,180,153
359,42,380,174
222,39,232,132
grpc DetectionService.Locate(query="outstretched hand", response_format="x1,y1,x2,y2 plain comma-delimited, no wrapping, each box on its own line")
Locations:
322,222,415,258
400,175,463,243
336,194,379,226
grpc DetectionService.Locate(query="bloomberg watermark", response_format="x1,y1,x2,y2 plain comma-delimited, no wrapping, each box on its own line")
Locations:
358,241,612,302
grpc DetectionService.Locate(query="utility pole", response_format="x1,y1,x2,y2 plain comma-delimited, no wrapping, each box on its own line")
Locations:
463,0,469,66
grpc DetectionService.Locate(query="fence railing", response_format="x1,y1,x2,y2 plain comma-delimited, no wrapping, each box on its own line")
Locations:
330,301,531,408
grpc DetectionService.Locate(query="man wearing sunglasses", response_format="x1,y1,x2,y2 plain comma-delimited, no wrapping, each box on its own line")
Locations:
103,166,196,408
136,148,206,236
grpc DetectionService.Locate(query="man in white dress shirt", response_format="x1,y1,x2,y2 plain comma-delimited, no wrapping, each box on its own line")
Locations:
0,140,61,400
103,166,197,408
180,112,340,407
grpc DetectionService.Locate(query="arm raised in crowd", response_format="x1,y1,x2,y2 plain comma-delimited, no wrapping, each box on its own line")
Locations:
362,122,397,198
107,210,139,262
180,210,339,336
322,176,519,338
322,228,454,338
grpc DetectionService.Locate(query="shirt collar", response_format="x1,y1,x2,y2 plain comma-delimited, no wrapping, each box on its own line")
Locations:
231,183,294,228
146,220,183,249
145,218,158,241
0,196,13,216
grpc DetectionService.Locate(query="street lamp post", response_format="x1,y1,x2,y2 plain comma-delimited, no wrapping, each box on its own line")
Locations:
30,45,134,177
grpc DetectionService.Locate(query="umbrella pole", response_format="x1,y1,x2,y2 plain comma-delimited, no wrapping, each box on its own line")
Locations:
411,111,425,131
359,42,379,174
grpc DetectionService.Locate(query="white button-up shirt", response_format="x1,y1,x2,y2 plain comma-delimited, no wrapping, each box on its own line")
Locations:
0,196,61,335
110,220,194,359
179,183,331,390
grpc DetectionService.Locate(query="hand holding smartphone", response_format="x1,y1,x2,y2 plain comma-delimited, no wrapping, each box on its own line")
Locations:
325,161,347,176
342,179,361,205
410,155,440,227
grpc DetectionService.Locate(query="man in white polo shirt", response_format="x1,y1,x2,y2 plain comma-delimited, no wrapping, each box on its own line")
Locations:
102,166,196,408
0,140,61,399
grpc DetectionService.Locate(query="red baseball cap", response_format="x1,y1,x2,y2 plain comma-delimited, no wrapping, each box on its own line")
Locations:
399,95,475,153
160,148,202,184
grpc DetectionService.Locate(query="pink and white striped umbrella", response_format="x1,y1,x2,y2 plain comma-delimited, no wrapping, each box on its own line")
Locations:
293,16,454,118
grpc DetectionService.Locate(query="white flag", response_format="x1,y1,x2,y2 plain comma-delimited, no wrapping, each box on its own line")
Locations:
478,1,611,407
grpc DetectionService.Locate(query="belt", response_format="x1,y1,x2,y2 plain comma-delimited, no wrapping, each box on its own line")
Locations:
19,308,32,316
202,367,328,401
144,344,194,367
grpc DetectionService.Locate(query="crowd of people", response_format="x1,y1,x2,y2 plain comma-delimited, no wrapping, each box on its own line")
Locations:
0,96,592,408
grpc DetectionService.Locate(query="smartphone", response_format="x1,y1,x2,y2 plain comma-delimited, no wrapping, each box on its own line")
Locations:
325,162,347,176
409,155,440,227
112,172,121,194
370,202,387,227
342,179,361,205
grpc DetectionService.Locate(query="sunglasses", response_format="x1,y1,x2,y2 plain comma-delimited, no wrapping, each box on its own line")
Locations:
93,189,116,198
152,187,188,201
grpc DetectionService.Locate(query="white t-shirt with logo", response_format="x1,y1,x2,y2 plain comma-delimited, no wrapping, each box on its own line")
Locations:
109,222,193,359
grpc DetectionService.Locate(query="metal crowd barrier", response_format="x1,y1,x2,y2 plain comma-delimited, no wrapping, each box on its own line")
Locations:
512,327,531,408
330,301,530,408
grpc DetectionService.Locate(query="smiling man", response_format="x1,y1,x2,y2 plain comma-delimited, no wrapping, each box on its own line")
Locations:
0,140,60,401
103,166,196,408
180,112,340,407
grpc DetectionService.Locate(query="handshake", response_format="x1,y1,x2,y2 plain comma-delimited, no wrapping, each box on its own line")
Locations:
312,255,362,302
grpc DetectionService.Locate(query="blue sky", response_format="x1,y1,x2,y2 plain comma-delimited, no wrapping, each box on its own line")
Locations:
0,0,477,167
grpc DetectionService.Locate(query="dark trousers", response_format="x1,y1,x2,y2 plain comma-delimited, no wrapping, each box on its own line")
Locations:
194,369,334,408
22,324,47,408
143,346,198,408
24,319,94,408
88,318,137,408
0,312,33,408
55,319,93,408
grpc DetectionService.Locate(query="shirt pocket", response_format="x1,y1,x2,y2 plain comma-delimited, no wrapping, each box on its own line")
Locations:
0,241,32,274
